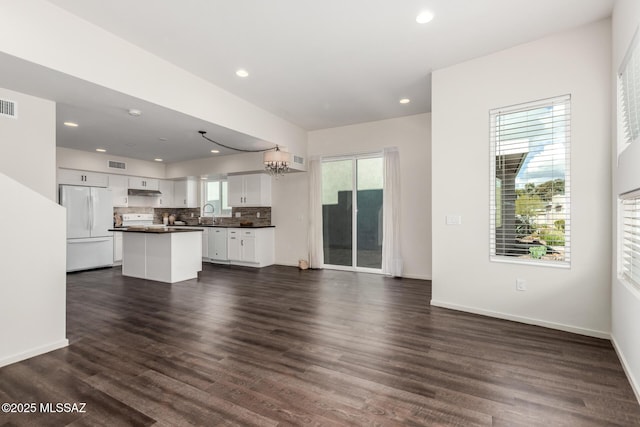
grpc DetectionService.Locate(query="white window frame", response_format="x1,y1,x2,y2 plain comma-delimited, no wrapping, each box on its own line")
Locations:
202,178,231,217
489,95,571,267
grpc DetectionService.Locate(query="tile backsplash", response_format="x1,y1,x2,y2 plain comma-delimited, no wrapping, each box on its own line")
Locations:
114,206,272,226
153,208,201,225
201,206,271,226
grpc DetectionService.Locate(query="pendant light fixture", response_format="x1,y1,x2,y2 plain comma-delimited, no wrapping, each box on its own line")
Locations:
198,131,290,176
263,145,290,176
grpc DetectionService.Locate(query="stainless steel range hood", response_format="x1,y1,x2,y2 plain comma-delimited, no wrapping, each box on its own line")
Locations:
128,189,162,197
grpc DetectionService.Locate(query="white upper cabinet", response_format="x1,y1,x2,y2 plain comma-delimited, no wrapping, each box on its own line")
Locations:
108,174,129,207
173,178,198,208
128,177,159,190
228,174,271,207
157,180,175,207
58,169,109,187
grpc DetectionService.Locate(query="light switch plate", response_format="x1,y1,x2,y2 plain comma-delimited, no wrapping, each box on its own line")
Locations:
446,215,462,225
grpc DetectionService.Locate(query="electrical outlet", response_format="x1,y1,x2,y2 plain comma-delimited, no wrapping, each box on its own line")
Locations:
516,278,527,291
235,212,241,218
257,212,260,218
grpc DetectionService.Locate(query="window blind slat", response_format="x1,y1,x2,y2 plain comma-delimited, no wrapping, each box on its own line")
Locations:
621,196,640,289
619,28,640,148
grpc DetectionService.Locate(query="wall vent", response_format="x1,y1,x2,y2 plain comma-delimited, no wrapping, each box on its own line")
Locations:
108,160,127,170
0,99,17,119
293,155,304,165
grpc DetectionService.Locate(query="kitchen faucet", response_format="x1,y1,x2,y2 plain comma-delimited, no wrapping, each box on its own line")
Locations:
202,203,215,223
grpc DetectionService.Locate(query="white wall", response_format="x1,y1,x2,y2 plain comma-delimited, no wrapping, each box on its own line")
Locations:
307,113,431,279
0,0,307,157
0,89,67,367
271,172,310,266
166,152,264,179
57,147,166,179
0,87,56,200
611,0,640,402
431,20,612,337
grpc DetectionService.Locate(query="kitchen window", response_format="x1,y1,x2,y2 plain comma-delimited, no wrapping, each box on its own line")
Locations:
489,95,571,266
203,179,231,217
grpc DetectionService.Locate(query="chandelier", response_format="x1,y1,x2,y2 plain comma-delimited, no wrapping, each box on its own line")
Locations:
263,146,290,176
199,130,290,176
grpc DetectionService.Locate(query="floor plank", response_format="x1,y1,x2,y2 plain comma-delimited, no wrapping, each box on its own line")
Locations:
0,264,638,426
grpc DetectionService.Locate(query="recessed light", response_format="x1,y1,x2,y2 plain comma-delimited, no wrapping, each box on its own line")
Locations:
63,122,78,127
128,109,142,117
211,149,220,154
416,10,434,24
236,69,249,78
399,98,411,104
154,158,163,162
159,137,168,142
96,148,106,153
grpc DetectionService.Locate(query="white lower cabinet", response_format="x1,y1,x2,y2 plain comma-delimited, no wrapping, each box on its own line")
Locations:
227,228,274,267
201,228,209,260
113,232,123,264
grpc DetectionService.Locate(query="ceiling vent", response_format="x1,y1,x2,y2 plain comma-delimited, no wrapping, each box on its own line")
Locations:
293,155,304,166
108,160,127,170
0,99,17,119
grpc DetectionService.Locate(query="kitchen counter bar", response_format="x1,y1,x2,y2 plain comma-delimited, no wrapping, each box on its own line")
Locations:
109,227,203,233
185,225,276,228
115,228,202,283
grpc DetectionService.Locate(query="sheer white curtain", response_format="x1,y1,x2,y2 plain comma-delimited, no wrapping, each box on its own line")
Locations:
382,147,402,277
308,157,324,268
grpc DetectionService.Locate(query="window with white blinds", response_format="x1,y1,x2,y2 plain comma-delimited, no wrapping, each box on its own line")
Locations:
490,95,571,265
619,28,640,150
621,192,640,290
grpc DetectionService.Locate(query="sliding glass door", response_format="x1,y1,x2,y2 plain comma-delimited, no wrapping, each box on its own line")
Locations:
322,155,383,272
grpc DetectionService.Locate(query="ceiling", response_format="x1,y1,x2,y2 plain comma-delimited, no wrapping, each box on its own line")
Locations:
2,0,615,163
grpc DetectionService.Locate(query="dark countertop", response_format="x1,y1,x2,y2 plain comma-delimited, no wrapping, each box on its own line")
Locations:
116,224,276,229
109,227,203,233
184,224,276,229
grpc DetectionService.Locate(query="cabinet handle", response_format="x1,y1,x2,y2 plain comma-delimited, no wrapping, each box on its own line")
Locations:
125,197,128,204
241,239,243,246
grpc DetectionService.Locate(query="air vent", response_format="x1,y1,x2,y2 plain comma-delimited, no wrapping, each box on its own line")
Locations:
0,99,17,119
293,155,304,165
108,160,127,170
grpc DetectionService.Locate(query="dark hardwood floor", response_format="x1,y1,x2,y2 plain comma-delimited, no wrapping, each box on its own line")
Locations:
1,264,639,426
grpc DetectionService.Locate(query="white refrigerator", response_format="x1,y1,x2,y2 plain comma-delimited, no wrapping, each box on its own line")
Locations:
60,185,114,272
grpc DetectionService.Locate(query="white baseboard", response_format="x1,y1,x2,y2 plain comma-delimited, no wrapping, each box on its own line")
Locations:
401,273,432,281
430,300,610,339
0,339,69,368
611,335,640,404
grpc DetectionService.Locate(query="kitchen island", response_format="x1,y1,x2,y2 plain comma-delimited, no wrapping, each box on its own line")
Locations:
111,227,202,283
